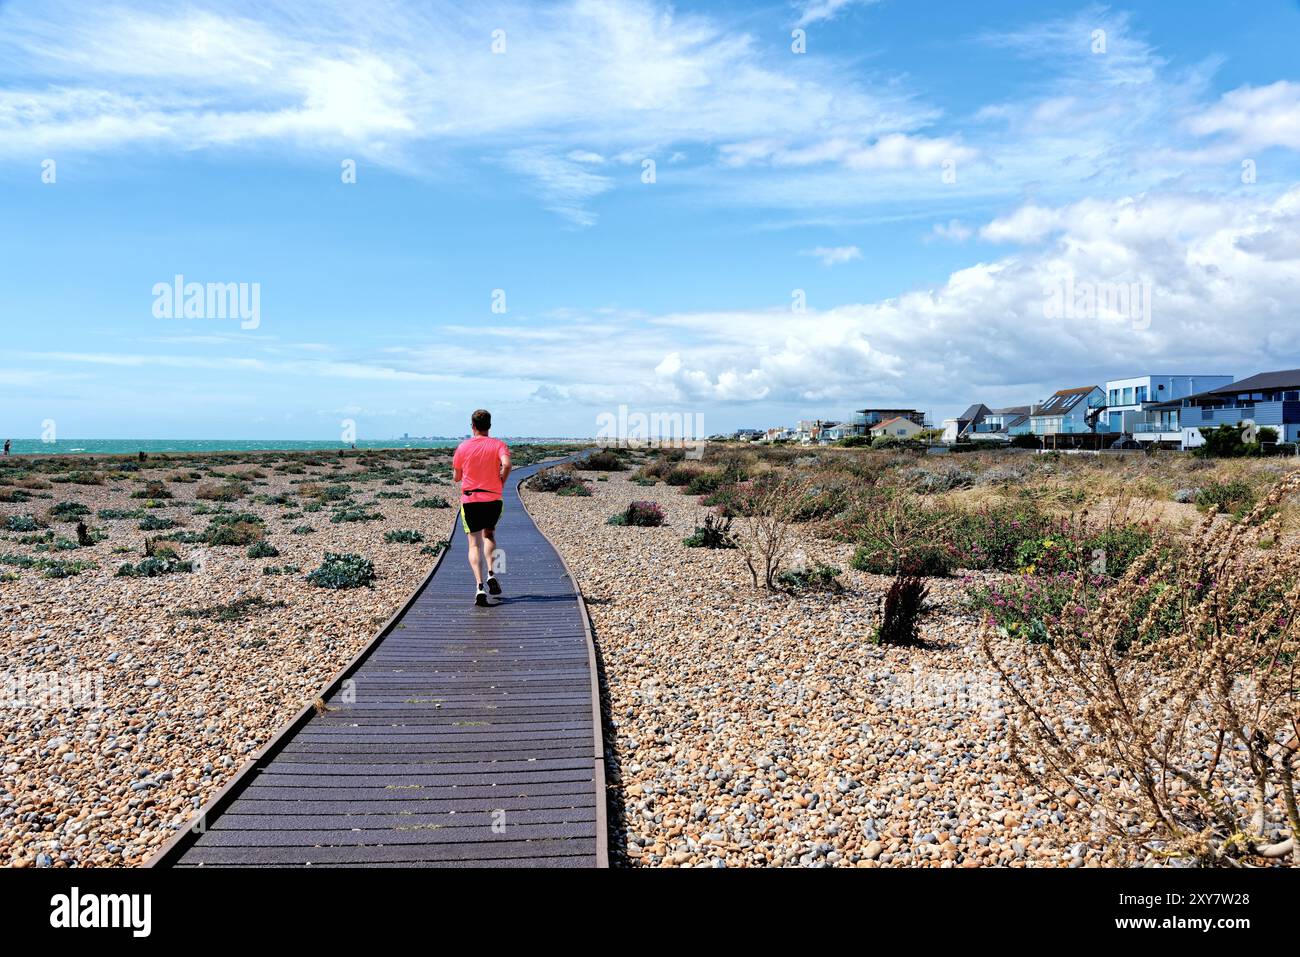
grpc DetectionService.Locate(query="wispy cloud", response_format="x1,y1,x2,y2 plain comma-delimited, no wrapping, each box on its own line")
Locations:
801,244,862,266
0,0,937,223
927,219,972,242
793,0,882,28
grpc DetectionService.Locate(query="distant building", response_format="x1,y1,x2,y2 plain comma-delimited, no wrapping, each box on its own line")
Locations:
942,404,1031,443
851,408,925,435
732,428,763,441
817,423,852,443
869,416,925,440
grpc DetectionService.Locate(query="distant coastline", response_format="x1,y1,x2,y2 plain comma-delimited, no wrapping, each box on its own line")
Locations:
0,438,589,457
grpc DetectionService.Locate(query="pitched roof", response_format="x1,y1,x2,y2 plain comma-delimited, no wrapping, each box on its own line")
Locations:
1206,369,1300,394
1033,386,1099,416
957,403,990,423
871,416,915,430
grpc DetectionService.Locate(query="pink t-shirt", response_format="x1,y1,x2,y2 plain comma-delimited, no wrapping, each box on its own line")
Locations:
452,435,510,504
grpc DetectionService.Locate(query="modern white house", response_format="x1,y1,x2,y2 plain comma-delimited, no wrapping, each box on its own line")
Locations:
1104,374,1234,443
1140,369,1300,448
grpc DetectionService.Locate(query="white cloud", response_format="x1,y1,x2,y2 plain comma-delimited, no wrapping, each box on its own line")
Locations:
980,205,1061,243
801,245,862,266
794,0,882,28
928,219,972,242
502,148,615,226
1187,80,1300,151
648,188,1300,414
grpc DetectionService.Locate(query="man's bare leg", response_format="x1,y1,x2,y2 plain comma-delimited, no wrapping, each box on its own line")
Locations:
466,529,485,587
483,528,502,594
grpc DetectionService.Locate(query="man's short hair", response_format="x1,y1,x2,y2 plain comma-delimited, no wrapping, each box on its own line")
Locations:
471,409,492,433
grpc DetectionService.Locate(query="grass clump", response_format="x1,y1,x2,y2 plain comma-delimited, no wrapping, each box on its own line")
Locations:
306,552,375,589
530,467,584,493
582,449,628,471
201,513,266,546
97,508,144,520
607,501,666,527
195,481,247,502
1195,479,1256,518
130,480,172,500
116,556,193,577
776,563,843,593
683,512,735,549
412,496,452,509
49,501,91,521
177,597,288,625
330,507,384,524
384,529,425,544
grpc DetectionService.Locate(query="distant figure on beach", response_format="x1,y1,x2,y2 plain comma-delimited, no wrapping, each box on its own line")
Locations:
2,439,9,456
452,409,511,606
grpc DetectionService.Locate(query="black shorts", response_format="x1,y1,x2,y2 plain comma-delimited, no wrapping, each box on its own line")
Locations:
460,499,503,534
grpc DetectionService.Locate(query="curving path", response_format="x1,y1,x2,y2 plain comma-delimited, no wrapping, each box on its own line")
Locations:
149,456,607,867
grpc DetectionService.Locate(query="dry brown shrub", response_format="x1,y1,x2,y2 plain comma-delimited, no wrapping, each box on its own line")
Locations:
982,472,1300,866
734,474,813,590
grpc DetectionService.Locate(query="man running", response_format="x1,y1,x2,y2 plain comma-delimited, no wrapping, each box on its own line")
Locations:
452,409,511,606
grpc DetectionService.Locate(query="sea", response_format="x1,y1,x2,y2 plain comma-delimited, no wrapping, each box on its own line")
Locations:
0,438,583,457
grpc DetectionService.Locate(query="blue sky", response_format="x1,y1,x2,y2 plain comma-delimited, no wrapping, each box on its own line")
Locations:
2,0,1300,439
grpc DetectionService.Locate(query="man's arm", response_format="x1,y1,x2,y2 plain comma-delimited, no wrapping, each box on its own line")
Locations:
499,451,511,484
453,465,463,485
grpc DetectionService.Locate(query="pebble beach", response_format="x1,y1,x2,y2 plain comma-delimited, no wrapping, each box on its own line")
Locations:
523,464,1110,868
0,449,493,867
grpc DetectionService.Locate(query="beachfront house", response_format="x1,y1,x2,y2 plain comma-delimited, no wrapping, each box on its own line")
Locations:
1137,369,1300,448
1028,386,1107,436
851,408,925,435
796,419,843,443
943,404,1032,443
1104,374,1233,439
869,416,925,440
818,423,852,442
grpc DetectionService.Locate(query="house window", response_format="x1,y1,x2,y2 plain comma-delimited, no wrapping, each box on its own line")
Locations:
1109,389,1119,405
1122,387,1133,404
1135,386,1147,403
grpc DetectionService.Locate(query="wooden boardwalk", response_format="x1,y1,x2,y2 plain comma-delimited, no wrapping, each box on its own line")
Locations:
150,456,607,868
